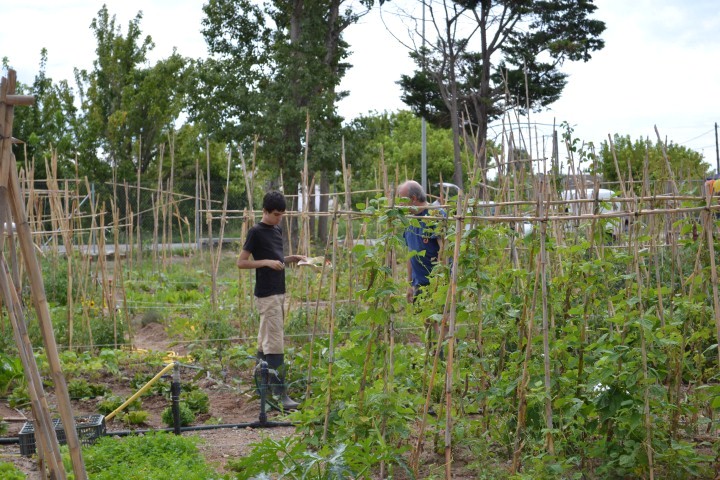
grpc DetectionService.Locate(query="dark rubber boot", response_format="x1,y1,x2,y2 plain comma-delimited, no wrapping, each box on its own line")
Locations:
265,353,300,411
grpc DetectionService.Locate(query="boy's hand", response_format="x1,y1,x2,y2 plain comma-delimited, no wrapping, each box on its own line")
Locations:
285,255,308,263
265,260,285,270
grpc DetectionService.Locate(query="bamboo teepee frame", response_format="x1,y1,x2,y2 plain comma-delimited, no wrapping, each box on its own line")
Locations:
1,70,87,479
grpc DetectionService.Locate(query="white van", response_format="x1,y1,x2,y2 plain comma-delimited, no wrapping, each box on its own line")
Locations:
560,188,620,216
430,182,532,236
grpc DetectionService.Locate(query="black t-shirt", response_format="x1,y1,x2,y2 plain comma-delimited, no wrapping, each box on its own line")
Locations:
242,222,285,298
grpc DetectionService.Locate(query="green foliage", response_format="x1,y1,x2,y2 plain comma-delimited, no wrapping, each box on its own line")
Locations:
227,437,369,479
0,461,26,480
120,410,150,426
599,134,710,188
0,421,8,436
343,111,456,191
181,389,210,415
67,378,109,399
0,353,24,397
161,402,195,427
8,385,29,409
195,0,369,186
97,394,141,416
9,51,79,177
79,432,225,479
78,5,190,179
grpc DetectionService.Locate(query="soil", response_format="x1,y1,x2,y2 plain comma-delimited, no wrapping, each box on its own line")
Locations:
0,321,296,479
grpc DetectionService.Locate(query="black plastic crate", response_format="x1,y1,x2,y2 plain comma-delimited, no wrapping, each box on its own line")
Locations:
19,414,106,456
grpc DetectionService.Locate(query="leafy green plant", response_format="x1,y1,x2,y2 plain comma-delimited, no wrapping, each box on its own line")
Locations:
0,353,24,397
120,410,149,426
77,431,226,479
97,394,141,416
161,402,195,427
8,385,29,408
0,461,26,480
227,437,367,479
67,378,109,399
181,389,209,415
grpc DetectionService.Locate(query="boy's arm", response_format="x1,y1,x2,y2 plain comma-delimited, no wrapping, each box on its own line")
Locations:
284,254,308,264
237,249,284,270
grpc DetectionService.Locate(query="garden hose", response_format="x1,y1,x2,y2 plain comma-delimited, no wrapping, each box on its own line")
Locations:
105,362,176,421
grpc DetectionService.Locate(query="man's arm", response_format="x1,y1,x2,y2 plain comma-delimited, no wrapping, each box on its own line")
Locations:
237,249,284,270
284,254,308,264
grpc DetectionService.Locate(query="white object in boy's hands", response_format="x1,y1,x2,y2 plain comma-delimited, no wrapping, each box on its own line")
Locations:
298,256,332,269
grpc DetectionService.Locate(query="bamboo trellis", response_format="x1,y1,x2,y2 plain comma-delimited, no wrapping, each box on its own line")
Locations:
1,70,87,479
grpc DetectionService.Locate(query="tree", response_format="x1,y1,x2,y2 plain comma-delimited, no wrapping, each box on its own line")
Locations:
77,6,190,180
5,52,80,179
394,0,606,189
195,0,375,242
343,110,456,190
599,135,710,193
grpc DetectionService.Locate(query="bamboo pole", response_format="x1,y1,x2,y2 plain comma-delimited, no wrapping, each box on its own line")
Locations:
410,285,452,474
702,190,720,366
136,140,142,265
210,148,232,313
443,193,465,480
629,191,655,479
112,198,132,346
204,139,216,309
153,144,164,269
1,69,87,479
321,201,340,443
303,214,334,401
0,194,64,478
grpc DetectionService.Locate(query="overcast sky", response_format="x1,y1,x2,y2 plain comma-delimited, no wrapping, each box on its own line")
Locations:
3,0,720,170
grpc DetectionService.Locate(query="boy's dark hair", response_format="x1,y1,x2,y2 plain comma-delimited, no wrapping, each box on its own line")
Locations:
263,191,287,212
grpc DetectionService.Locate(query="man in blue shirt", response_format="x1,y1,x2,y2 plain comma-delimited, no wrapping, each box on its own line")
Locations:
397,180,443,302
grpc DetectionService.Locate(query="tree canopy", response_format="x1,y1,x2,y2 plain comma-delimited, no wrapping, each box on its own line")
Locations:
192,0,375,192
395,0,606,188
598,134,710,194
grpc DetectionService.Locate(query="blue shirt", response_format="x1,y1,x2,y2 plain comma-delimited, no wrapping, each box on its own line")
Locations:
403,208,443,287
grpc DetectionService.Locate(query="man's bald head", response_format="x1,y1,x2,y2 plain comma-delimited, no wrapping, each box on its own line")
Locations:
398,180,427,204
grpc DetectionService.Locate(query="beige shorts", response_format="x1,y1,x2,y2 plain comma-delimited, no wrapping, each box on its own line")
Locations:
256,294,285,354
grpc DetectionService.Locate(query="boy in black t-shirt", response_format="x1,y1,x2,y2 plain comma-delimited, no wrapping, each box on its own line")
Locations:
238,191,306,410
